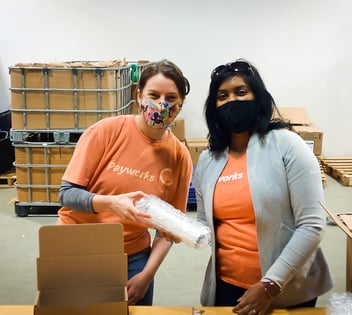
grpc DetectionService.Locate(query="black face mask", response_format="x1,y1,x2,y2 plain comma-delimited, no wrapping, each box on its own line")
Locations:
217,100,258,133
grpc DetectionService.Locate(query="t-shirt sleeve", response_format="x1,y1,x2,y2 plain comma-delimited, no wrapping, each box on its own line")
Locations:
62,125,105,187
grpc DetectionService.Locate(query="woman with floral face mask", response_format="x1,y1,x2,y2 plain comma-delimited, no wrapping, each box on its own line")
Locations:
196,59,333,314
57,60,192,305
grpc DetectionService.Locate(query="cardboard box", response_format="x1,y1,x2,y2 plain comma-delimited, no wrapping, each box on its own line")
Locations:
170,117,185,141
185,138,208,165
291,123,323,156
321,203,352,291
9,61,130,129
275,107,323,156
34,223,128,315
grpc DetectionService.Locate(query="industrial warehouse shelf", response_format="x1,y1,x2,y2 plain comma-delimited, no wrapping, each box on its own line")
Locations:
13,201,61,217
10,129,84,144
8,60,154,216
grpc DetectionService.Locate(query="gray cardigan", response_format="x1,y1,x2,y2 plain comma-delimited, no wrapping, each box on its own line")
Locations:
196,129,333,308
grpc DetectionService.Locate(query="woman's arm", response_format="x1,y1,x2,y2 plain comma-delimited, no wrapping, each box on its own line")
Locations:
59,180,152,224
127,234,172,304
59,180,95,213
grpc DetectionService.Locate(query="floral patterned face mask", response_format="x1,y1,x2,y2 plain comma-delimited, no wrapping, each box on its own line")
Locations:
141,98,181,129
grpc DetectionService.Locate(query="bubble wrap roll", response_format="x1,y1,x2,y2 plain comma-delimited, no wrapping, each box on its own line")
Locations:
326,292,352,314
135,194,211,250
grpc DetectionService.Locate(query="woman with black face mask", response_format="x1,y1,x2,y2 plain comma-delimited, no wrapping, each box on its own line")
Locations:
196,59,333,315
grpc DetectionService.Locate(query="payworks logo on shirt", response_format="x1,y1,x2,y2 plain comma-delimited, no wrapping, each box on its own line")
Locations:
218,172,243,182
107,162,155,182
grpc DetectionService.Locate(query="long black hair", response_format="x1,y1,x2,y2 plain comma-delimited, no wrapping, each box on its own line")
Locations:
205,59,288,152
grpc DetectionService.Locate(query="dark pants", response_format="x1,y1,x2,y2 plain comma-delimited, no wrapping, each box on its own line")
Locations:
215,277,317,308
128,247,154,305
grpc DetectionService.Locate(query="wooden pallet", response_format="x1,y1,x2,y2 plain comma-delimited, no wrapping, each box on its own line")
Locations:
319,157,352,186
0,168,16,187
320,163,327,188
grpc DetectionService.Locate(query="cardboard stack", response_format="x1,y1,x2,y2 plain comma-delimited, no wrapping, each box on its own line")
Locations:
169,118,208,209
185,138,208,165
170,117,186,143
275,107,323,156
35,223,128,315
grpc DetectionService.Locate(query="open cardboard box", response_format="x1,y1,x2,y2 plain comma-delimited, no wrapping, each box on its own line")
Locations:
321,202,352,292
34,223,128,315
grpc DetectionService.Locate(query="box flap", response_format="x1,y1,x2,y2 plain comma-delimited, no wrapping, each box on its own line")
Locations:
292,123,322,133
36,287,127,306
38,223,124,257
275,107,311,125
37,254,127,290
34,290,128,315
34,304,127,315
320,202,352,238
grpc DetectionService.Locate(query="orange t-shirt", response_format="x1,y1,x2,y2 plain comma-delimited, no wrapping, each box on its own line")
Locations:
57,115,192,255
213,153,261,288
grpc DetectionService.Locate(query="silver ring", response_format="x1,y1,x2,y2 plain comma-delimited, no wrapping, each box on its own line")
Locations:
250,309,257,314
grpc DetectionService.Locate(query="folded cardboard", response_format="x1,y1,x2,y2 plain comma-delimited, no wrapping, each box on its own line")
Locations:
34,223,128,315
275,107,323,156
185,138,208,165
321,203,352,292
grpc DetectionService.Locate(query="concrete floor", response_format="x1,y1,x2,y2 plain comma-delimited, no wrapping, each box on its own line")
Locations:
0,174,351,307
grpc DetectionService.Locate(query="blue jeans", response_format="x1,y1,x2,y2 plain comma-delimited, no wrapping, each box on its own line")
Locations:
128,247,154,305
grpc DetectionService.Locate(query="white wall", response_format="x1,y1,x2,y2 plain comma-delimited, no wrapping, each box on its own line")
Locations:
1,0,351,156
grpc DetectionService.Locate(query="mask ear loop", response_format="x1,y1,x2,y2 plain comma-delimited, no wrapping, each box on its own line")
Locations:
137,89,144,112
140,99,148,113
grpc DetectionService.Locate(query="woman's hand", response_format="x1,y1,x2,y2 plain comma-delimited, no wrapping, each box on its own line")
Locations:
127,271,152,305
232,282,273,315
92,191,153,226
